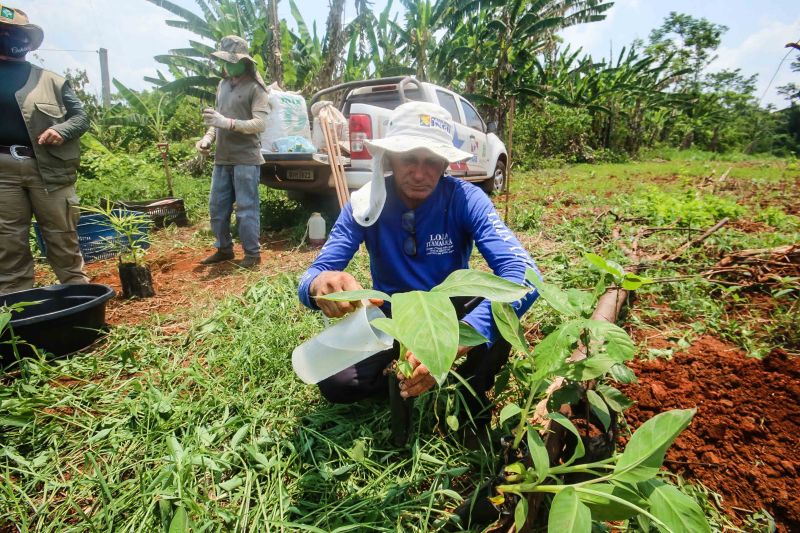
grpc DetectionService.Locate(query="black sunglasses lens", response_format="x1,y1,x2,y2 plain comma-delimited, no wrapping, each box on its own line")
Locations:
402,211,415,233
404,235,416,256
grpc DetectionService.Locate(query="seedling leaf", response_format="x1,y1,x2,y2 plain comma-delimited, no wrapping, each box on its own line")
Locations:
458,321,488,347
548,487,591,533
621,273,652,291
526,427,549,483
432,269,530,302
499,403,521,425
596,383,634,412
491,301,529,355
584,253,624,278
640,479,711,533
586,390,611,431
389,291,459,385
613,409,695,483
608,363,638,384
575,483,646,522
515,497,528,531
526,274,579,317
316,289,390,302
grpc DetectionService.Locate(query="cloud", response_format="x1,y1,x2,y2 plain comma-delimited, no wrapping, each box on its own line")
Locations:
712,17,800,106
559,0,644,57
16,0,200,97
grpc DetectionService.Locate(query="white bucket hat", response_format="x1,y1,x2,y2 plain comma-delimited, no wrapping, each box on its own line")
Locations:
350,101,474,226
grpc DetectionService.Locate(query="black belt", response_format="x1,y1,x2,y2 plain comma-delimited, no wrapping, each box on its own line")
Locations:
0,145,35,159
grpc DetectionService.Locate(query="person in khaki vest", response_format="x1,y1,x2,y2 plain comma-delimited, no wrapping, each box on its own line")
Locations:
0,5,90,295
196,35,269,270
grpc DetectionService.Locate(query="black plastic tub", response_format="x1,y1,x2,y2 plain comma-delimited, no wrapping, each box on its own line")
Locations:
1,284,115,365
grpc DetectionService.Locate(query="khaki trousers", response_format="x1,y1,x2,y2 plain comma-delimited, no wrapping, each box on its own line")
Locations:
0,152,88,295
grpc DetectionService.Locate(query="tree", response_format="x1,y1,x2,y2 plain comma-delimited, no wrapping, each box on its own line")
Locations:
319,0,347,87
440,0,614,128
266,0,284,86
647,12,728,91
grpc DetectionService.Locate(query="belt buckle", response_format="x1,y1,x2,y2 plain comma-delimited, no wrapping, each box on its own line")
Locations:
10,145,32,160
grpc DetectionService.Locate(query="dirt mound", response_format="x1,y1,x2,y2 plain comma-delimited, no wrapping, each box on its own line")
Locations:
621,335,800,531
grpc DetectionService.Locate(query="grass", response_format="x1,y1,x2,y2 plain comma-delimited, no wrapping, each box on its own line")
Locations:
1,278,491,531
3,150,798,530
508,150,799,358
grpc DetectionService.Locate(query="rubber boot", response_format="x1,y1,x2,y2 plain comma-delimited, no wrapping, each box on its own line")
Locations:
200,248,234,265
236,255,261,269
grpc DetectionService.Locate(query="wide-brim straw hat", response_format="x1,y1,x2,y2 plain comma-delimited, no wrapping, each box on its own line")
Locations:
350,101,473,226
210,35,255,64
0,5,44,53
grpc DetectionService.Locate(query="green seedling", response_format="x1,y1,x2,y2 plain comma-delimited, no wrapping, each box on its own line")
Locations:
319,269,530,382
82,205,152,266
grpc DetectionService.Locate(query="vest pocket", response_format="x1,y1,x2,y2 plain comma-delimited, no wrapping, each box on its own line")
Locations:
45,141,80,161
34,102,66,120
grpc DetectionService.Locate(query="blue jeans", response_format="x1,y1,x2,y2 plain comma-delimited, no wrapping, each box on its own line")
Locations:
209,164,261,257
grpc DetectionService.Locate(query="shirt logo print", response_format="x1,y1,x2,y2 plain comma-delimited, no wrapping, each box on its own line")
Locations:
425,232,454,256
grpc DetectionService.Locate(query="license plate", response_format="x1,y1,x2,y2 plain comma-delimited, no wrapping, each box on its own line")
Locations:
287,169,314,181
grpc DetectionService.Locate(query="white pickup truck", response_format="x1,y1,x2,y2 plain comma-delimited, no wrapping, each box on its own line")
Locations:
259,76,508,202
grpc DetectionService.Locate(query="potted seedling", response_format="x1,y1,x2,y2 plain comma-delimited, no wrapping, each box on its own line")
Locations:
85,206,155,299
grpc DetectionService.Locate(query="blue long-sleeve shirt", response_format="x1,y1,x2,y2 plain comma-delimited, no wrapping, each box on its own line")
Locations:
298,175,541,344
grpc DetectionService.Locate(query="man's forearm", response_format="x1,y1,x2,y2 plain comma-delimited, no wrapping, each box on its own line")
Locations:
230,109,267,134
51,84,89,140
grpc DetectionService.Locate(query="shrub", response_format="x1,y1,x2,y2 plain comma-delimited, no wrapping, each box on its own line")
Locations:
627,188,745,226
513,102,593,169
77,145,210,219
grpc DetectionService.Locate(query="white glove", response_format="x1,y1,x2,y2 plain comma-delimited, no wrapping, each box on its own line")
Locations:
203,108,232,130
195,136,212,154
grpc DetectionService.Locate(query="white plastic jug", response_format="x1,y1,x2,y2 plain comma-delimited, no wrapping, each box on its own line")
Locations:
308,212,326,247
292,304,394,384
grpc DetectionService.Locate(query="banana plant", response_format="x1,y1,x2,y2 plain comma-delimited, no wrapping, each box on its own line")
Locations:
106,79,177,143
145,0,267,97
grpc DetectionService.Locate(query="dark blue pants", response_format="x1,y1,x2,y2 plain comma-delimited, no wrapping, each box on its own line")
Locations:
317,338,511,407
317,298,511,420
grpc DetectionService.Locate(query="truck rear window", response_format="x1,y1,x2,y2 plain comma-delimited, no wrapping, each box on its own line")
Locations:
343,89,422,116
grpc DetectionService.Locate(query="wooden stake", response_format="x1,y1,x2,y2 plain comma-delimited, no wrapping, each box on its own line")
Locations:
503,96,516,225
319,108,349,209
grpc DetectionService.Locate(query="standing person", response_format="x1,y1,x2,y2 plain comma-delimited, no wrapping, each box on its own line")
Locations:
0,5,90,295
298,101,541,436
196,35,269,269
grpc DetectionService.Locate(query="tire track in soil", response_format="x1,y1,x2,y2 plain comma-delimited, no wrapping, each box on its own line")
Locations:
620,335,799,531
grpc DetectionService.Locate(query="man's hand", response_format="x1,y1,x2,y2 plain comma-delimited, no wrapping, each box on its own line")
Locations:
203,108,232,130
310,271,384,318
396,346,471,398
195,136,212,154
37,128,64,146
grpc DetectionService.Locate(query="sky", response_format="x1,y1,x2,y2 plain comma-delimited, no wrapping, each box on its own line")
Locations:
11,0,800,109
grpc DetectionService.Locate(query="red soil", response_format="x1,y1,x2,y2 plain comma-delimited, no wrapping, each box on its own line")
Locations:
621,335,800,531
79,227,318,326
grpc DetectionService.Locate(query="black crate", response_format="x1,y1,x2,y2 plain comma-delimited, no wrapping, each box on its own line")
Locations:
116,197,189,228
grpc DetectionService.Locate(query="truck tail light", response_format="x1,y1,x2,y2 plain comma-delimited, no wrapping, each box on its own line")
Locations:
349,114,372,160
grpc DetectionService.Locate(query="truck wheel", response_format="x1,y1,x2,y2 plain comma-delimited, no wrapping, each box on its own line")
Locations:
482,160,506,195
